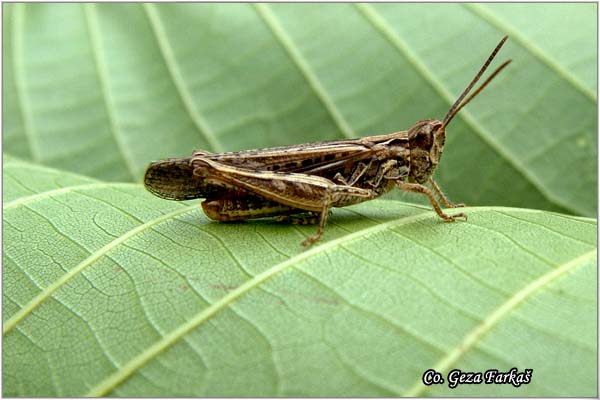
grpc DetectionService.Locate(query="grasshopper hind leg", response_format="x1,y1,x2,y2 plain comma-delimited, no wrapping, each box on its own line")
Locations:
201,194,299,222
300,209,329,247
276,211,321,225
296,203,334,247
277,209,335,246
203,195,330,246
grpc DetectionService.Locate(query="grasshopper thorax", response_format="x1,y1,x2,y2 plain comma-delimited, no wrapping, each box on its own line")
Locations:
407,119,445,184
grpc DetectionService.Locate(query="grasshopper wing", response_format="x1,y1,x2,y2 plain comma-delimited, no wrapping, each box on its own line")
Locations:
144,157,222,200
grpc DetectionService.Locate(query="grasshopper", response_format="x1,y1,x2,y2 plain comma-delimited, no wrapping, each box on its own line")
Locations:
145,36,511,246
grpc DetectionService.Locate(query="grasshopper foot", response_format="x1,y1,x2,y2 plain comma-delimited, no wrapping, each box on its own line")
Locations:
300,209,331,246
442,212,467,222
301,234,322,247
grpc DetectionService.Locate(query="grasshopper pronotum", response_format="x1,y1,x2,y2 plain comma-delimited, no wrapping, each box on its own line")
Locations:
145,36,511,246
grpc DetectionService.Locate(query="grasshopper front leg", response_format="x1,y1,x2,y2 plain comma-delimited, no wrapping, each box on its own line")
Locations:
429,178,465,208
395,181,467,222
192,157,378,245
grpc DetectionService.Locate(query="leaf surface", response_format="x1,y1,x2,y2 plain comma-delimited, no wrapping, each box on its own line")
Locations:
2,3,597,215
3,159,597,397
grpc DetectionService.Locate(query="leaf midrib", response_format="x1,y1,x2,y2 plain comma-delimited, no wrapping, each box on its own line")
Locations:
3,180,596,395
83,207,595,396
85,208,441,396
5,189,595,338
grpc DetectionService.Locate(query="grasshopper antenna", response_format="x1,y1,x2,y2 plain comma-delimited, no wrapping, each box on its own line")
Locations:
442,35,511,129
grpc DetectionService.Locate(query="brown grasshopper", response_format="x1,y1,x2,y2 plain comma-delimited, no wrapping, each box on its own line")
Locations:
145,36,511,246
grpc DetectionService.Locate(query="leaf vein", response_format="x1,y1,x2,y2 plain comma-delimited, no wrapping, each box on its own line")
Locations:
253,3,356,139
355,3,578,214
3,182,137,211
322,335,400,396
2,204,199,336
404,249,596,396
389,227,512,296
175,218,254,280
340,245,484,325
143,3,223,152
464,3,596,101
85,209,440,396
494,210,596,247
11,4,40,161
298,264,445,355
83,4,137,180
110,243,212,380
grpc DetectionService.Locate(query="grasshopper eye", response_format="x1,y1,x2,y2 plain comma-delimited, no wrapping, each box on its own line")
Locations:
408,122,435,150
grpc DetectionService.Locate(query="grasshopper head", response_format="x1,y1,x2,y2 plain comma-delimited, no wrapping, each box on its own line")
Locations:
404,36,512,185
407,119,445,183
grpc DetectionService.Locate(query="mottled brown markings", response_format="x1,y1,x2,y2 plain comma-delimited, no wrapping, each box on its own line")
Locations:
144,37,511,246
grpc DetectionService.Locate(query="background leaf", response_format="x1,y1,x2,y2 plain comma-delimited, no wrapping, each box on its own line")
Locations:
2,3,597,216
3,158,597,397
3,3,598,397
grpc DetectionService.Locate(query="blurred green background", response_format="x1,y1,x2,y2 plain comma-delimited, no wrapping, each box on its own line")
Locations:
3,3,597,216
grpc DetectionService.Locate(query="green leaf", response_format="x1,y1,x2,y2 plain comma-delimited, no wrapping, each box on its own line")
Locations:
2,3,597,216
3,159,597,397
